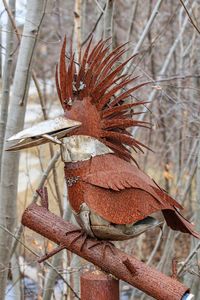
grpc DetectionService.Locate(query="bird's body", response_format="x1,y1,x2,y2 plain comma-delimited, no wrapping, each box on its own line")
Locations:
7,37,200,241
62,137,200,240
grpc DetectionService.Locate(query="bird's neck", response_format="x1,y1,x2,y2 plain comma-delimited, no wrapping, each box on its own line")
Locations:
60,135,113,163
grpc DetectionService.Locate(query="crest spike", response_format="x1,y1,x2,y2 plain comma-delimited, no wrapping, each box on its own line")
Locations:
110,82,150,107
92,74,129,102
102,102,149,118
67,52,75,99
92,53,138,97
101,119,151,130
76,36,93,88
91,43,129,86
96,76,140,110
59,36,68,103
55,64,62,105
56,38,152,161
97,48,128,82
83,40,108,88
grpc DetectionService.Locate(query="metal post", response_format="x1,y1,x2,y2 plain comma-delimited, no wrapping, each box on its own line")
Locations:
81,270,119,300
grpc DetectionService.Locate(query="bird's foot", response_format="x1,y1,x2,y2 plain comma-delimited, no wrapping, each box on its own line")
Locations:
88,240,116,258
65,228,88,251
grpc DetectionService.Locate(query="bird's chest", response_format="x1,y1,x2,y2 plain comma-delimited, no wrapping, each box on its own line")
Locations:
61,134,113,212
64,160,88,213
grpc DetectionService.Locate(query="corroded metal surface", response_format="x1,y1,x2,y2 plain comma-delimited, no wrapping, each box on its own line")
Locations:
7,38,200,239
81,270,119,300
21,203,189,300
64,154,200,238
73,202,161,241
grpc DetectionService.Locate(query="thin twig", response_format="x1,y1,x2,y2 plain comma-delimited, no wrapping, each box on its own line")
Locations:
122,0,164,75
179,0,200,35
0,224,80,299
2,0,51,107
19,0,48,106
154,74,200,82
31,150,61,203
2,0,20,42
178,242,200,276
10,150,61,257
81,3,106,46
93,0,104,13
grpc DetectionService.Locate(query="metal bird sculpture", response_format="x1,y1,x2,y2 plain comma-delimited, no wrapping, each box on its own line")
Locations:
7,37,200,242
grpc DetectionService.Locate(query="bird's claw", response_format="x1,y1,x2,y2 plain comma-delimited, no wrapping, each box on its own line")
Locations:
65,229,88,251
88,240,116,258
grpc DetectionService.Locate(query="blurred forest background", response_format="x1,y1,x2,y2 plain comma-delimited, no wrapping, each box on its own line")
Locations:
0,0,200,299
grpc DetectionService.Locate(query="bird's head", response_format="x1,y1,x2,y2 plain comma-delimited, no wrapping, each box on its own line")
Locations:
7,37,151,163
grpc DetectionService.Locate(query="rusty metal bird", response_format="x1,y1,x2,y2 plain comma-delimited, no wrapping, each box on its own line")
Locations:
7,37,200,241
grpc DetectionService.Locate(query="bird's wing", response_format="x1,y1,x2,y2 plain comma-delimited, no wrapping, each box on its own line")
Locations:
81,154,182,224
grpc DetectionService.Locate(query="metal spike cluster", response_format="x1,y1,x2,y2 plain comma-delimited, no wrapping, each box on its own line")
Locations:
55,37,151,162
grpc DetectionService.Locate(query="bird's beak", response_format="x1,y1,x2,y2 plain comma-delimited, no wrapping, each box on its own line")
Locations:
6,116,81,151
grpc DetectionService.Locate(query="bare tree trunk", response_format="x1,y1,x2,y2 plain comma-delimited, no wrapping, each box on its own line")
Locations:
126,0,138,47
81,0,87,41
0,0,15,175
123,0,164,75
0,20,2,79
43,251,63,299
0,1,48,297
11,252,21,300
74,0,82,55
131,0,194,137
104,0,114,46
95,0,105,40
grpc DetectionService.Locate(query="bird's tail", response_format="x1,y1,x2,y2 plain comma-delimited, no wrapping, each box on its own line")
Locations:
162,208,200,239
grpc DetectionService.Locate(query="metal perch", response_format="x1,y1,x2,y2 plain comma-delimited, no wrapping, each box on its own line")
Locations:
22,198,189,300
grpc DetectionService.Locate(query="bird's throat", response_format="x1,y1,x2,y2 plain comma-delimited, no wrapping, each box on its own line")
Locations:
60,135,113,163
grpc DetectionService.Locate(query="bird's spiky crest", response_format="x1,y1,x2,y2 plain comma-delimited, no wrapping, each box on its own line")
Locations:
56,37,151,162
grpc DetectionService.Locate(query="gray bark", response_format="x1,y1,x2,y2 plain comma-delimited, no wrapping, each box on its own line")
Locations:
95,0,105,40
123,0,164,75
81,0,87,41
0,1,48,297
0,0,15,175
11,253,21,300
0,21,2,79
104,0,114,45
43,251,64,300
131,0,194,137
74,0,82,55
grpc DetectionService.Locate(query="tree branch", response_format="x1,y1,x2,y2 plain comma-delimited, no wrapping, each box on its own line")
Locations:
21,200,189,300
179,0,200,35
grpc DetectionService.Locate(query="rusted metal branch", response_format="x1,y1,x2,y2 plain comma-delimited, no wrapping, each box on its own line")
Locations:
22,202,189,300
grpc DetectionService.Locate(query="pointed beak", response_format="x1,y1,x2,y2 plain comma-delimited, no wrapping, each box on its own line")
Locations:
6,116,81,151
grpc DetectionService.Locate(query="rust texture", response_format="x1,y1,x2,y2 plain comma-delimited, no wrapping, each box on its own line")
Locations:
8,38,200,299
56,37,199,239
56,37,151,161
65,154,200,238
81,270,119,300
8,38,200,239
21,202,189,300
